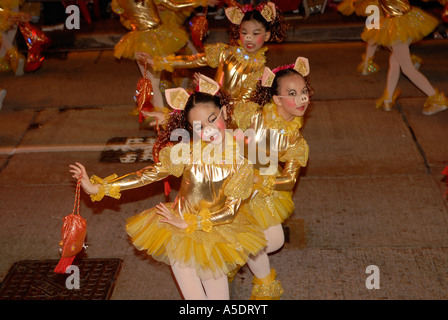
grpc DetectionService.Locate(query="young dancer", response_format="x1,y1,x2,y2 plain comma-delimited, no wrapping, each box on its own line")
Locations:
69,75,267,300
360,0,447,115
227,57,311,299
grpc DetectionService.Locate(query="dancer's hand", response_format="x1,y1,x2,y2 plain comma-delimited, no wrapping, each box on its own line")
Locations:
156,203,188,230
141,111,167,126
137,52,154,65
193,72,201,86
69,162,99,195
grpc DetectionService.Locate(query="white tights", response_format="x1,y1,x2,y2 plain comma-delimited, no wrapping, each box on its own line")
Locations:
171,262,229,300
247,224,285,280
385,41,435,101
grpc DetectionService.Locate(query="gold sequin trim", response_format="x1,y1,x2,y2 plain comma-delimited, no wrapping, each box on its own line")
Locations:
224,160,254,200
89,174,121,202
279,138,309,166
159,146,185,177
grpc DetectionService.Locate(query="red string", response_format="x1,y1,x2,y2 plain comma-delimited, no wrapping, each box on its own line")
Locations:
72,176,82,215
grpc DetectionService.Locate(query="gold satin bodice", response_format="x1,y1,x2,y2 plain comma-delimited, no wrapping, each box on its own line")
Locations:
90,135,254,227
235,101,309,192
154,42,267,101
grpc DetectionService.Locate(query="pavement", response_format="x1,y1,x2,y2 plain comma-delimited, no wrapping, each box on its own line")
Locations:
0,5,448,301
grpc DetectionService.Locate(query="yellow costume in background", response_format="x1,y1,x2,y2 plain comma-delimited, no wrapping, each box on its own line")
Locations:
0,0,26,75
89,136,267,280
235,101,309,229
361,0,439,46
112,0,207,60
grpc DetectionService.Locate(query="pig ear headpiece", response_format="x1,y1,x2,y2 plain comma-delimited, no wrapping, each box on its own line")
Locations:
225,2,277,25
165,74,220,110
262,57,310,87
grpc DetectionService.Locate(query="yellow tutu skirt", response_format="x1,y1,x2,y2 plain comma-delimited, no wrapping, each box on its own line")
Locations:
126,203,267,280
243,190,295,230
361,7,439,47
114,22,189,60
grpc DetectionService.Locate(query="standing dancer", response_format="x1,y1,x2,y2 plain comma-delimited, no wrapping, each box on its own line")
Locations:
229,57,310,299
337,0,422,75
360,0,447,115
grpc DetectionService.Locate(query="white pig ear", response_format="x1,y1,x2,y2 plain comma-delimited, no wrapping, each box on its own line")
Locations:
294,57,310,76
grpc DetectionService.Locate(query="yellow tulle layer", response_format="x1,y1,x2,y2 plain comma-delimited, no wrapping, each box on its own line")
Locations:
114,23,189,60
126,204,267,280
243,190,295,230
361,7,439,46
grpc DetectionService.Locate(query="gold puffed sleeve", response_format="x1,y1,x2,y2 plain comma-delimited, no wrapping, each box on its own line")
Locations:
152,42,227,72
88,146,182,202
274,138,309,191
233,101,259,131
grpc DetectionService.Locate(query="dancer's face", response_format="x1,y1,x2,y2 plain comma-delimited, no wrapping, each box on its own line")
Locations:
239,20,271,53
273,74,310,120
188,103,227,145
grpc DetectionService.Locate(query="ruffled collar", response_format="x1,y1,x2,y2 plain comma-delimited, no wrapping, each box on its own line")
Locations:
231,40,268,65
262,101,303,133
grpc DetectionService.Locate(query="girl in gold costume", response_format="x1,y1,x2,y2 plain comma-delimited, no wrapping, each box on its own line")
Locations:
112,0,218,110
139,1,288,121
69,75,267,300
228,58,310,299
360,0,447,115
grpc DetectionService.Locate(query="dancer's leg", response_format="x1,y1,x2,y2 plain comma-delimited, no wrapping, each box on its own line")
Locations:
247,250,271,280
264,224,285,254
359,41,379,75
385,49,401,102
171,263,207,300
202,275,229,300
392,42,436,97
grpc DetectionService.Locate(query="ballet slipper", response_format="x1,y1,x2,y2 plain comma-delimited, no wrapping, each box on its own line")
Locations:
423,89,448,115
250,269,284,300
357,54,379,75
376,88,401,112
